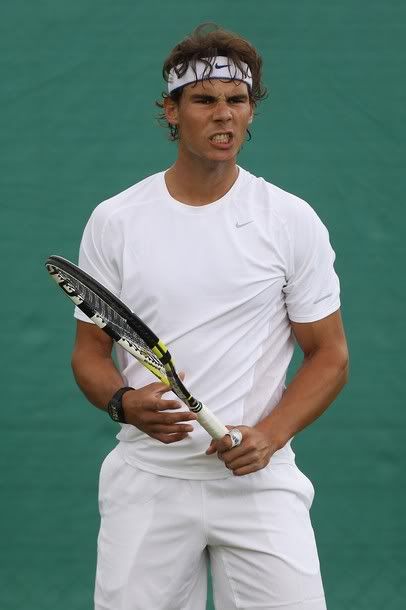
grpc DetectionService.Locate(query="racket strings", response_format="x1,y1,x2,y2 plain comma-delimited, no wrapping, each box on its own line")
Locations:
61,269,163,371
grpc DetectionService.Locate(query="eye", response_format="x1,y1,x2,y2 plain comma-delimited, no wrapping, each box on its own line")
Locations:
194,97,214,104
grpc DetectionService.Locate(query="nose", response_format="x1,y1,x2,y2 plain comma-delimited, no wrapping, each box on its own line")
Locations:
212,99,232,122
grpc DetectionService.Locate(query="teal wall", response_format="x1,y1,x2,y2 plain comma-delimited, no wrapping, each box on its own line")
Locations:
1,1,404,608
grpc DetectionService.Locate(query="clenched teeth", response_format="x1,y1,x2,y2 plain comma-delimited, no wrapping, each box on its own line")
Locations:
211,134,231,143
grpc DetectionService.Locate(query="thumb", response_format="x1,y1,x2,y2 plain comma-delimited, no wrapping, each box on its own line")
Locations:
151,378,171,395
206,425,235,455
205,439,219,455
155,370,186,396
210,426,239,453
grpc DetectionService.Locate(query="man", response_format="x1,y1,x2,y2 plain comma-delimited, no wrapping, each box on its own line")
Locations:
72,23,348,610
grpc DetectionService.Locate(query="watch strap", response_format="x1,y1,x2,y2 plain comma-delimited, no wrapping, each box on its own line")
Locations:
107,386,134,423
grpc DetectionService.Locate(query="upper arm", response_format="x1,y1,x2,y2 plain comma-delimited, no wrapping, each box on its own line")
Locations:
290,309,348,363
72,320,113,360
283,201,340,324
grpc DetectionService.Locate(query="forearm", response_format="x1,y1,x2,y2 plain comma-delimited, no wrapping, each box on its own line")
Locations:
256,346,349,450
71,339,195,444
71,350,125,410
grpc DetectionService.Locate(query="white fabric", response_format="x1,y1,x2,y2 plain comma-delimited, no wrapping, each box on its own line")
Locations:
168,56,253,93
75,166,340,479
95,446,327,610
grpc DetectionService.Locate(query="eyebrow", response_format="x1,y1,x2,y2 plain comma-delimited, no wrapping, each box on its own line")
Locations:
189,92,249,102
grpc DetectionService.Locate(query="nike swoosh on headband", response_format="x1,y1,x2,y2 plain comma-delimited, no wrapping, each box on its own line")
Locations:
168,56,253,93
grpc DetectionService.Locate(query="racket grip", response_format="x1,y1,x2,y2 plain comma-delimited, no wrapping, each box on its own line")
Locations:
195,404,229,440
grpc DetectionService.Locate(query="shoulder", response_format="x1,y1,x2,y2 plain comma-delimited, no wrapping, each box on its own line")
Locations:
87,171,165,229
238,167,322,230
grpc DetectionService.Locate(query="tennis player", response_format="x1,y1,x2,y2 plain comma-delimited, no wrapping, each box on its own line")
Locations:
72,23,348,610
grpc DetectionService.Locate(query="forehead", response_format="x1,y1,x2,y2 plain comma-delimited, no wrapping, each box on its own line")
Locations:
182,79,250,98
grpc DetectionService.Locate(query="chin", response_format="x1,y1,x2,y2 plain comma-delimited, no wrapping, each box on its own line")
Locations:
205,147,239,162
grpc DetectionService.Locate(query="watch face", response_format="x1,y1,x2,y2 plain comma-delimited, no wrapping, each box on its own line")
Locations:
108,401,121,422
107,387,131,423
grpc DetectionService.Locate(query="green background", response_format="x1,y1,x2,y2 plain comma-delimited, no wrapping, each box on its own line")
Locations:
1,0,404,608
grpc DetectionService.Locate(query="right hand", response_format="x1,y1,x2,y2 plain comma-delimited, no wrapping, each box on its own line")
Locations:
121,380,197,444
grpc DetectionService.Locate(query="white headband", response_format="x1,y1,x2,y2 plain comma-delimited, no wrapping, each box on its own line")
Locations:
168,56,253,94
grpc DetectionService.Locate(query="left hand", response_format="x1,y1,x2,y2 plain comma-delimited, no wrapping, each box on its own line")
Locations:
205,425,275,476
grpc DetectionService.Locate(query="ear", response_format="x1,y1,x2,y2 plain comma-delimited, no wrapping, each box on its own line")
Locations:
248,103,254,124
164,97,179,125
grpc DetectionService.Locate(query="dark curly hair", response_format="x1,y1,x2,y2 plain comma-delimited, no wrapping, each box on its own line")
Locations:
156,23,268,141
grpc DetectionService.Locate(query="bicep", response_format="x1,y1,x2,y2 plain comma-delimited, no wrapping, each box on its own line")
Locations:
73,320,114,359
290,309,348,360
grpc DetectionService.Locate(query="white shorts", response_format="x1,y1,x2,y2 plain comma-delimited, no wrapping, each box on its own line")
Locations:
95,446,327,610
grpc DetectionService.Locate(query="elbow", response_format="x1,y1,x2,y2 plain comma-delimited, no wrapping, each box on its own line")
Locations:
71,345,87,388
306,343,349,388
338,345,350,388
71,346,80,377
71,350,81,388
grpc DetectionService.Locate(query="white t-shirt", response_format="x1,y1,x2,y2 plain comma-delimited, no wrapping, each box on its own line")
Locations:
75,166,340,479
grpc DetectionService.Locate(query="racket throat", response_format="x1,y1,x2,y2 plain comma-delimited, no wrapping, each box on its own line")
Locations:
189,400,203,413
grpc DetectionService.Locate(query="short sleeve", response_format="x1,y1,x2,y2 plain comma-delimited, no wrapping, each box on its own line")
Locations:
74,204,122,322
283,202,340,323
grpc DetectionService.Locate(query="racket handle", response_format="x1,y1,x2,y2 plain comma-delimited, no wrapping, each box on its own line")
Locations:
195,404,229,439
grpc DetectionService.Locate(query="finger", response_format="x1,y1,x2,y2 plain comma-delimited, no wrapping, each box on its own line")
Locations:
144,411,195,429
217,448,241,464
208,435,228,453
205,440,218,455
156,386,180,399
155,399,183,411
154,371,186,396
217,443,249,466
150,423,195,435
161,411,197,424
136,399,181,414
154,373,185,396
214,433,238,453
146,380,172,393
232,463,263,476
212,425,243,452
227,428,243,449
148,411,197,425
224,451,258,472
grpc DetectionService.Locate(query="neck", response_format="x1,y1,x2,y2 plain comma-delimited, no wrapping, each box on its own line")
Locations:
164,154,239,206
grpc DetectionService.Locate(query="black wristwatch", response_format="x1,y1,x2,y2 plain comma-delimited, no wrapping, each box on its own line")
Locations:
107,386,134,423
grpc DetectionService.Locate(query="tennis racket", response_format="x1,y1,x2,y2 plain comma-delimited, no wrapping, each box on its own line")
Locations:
45,255,229,440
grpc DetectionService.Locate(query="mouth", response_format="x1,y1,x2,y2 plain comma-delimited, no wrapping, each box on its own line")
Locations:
209,132,234,148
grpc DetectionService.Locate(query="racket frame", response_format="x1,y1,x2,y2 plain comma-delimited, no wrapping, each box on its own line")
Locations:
45,255,228,439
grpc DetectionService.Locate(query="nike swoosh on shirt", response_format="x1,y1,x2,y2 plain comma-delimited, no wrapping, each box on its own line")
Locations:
235,220,254,228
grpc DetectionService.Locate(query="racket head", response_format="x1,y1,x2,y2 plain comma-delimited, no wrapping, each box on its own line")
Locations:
45,255,169,382
45,255,229,438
